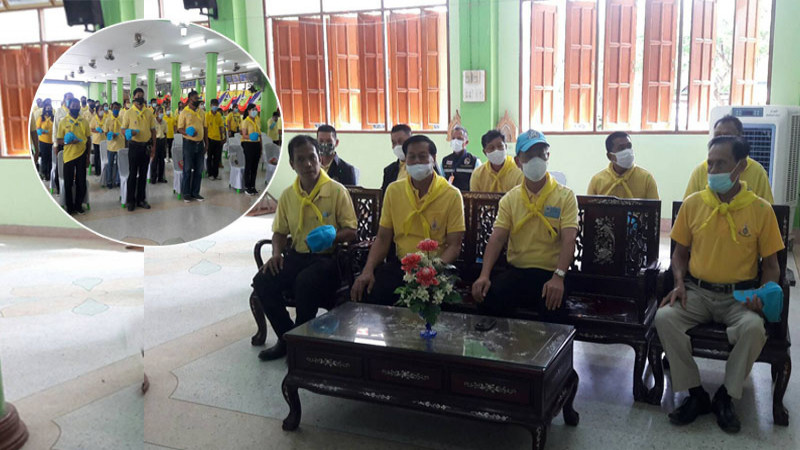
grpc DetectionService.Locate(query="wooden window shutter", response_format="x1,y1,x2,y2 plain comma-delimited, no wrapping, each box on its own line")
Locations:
564,1,597,130
358,13,386,130
641,0,678,130
272,19,305,129
530,2,558,127
603,0,637,129
327,15,362,130
299,17,327,129
730,0,758,105
420,10,442,130
687,0,717,128
388,13,423,130
46,43,71,67
1,45,45,156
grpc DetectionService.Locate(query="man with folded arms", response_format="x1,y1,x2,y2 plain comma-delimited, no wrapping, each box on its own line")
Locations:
656,135,783,433
587,131,659,199
351,135,465,306
469,129,523,193
252,135,358,361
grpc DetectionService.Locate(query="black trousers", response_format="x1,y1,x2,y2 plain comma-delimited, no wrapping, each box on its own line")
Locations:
153,138,166,181
251,250,339,339
39,142,52,180
92,143,101,175
207,138,222,178
166,137,173,159
364,258,404,306
243,141,261,191
479,266,566,318
63,152,87,213
127,141,149,204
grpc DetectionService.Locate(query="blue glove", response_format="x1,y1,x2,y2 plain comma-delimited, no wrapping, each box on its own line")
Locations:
269,122,276,129
306,225,336,253
125,129,133,141
36,128,43,136
249,132,259,141
95,127,103,133
186,126,196,137
107,131,114,141
64,132,76,144
734,281,783,323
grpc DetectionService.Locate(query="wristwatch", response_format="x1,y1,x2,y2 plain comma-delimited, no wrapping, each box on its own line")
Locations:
554,268,566,278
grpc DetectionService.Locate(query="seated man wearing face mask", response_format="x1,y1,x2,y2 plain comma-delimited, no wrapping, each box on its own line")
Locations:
587,131,659,199
469,130,524,193
381,124,413,193
351,135,466,306
317,124,357,186
472,130,579,318
441,125,481,191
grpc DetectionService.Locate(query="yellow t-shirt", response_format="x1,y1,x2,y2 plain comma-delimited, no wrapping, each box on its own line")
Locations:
267,116,282,141
379,175,466,258
227,113,241,133
684,158,773,203
397,160,408,181
273,176,358,254
587,163,659,199
154,118,167,139
205,110,224,141
494,174,579,270
36,116,53,144
469,155,524,193
177,107,205,142
56,115,89,163
672,184,784,284
240,116,261,142
103,115,125,152
121,105,156,143
89,114,106,144
30,106,41,131
164,115,176,139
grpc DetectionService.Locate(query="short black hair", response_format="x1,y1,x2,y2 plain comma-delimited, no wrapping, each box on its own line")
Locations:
391,124,412,135
150,98,157,103
452,125,468,139
402,134,437,158
133,87,144,97
708,135,750,161
317,124,337,138
605,131,630,152
210,98,219,106
481,129,504,149
714,114,744,135
288,135,320,163
187,90,198,99
112,102,121,108
273,109,280,117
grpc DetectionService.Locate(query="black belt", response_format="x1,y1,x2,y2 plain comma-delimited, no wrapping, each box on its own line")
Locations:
686,275,758,294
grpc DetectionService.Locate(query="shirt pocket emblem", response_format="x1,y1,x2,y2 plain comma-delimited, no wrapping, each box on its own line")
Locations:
544,205,561,219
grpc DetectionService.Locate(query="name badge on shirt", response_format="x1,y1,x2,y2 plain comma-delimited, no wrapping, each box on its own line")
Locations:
544,206,561,219
322,211,330,218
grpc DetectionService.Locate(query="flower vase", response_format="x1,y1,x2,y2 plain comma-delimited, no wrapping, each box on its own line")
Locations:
420,321,437,339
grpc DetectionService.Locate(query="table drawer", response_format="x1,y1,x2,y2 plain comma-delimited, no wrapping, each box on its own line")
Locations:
370,358,442,389
296,347,362,378
451,372,530,405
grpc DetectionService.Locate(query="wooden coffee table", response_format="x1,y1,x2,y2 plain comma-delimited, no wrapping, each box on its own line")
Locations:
281,303,579,450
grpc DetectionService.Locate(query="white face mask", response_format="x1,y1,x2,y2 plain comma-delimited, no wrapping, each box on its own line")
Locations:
613,148,635,170
450,139,464,153
392,145,405,161
407,162,434,181
158,113,163,119
522,156,548,182
486,149,507,166
249,110,258,118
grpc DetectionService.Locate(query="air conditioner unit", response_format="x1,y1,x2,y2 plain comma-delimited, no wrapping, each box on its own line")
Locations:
710,105,800,219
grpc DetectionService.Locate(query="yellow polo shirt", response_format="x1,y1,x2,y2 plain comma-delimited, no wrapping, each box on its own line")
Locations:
672,184,784,284
36,116,53,144
397,161,408,182
103,115,125,152
240,116,261,142
469,155,524,193
379,175,466,258
30,106,41,131
89,114,105,144
154,118,167,139
587,163,659,199
205,111,224,141
273,177,358,254
226,112,241,134
177,107,205,142
164,114,176,139
56,115,89,163
494,175,579,270
267,116,282,141
684,158,773,203
121,105,156,143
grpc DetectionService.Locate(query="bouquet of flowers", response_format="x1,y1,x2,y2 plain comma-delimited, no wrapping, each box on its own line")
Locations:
394,239,461,335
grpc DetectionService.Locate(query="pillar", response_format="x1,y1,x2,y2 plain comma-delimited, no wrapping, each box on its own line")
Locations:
205,53,218,109
101,0,140,28
130,73,137,98
220,72,227,93
0,359,29,448
231,0,249,50
147,68,155,101
106,79,113,104
171,62,181,114
195,78,201,95
116,76,124,104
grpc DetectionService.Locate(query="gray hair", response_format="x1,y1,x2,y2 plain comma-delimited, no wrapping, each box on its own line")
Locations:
453,125,468,139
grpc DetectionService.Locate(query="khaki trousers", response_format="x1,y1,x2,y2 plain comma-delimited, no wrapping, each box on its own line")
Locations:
654,282,767,399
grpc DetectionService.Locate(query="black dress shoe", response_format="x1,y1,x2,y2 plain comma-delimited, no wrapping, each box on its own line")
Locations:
258,340,287,361
712,386,741,433
127,203,135,212
668,390,711,425
137,201,151,209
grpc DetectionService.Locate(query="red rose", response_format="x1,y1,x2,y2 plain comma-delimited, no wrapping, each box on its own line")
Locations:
416,266,439,287
417,239,439,252
401,253,422,273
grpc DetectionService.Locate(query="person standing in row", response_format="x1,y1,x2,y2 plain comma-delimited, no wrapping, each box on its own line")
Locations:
89,105,106,177
267,110,282,147
36,102,54,181
152,106,168,183
103,102,124,189
164,107,176,162
56,98,90,215
226,106,241,138
177,90,207,203
121,88,156,211
204,98,226,180
240,104,262,196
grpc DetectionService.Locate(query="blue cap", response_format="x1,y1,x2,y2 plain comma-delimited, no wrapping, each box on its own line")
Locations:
515,129,548,155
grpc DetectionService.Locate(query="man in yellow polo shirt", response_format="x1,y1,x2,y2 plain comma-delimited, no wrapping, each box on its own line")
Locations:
381,124,412,193
684,115,773,202
204,98,226,180
351,135,466,305
56,98,91,215
472,130,578,317
103,102,124,189
656,135,783,433
587,131,659,199
36,101,54,181
177,90,207,202
252,135,358,360
470,129,524,193
89,105,106,177
164,106,176,162
121,88,157,211
225,106,240,138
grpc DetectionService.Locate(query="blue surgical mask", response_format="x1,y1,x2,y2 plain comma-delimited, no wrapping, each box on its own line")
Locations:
211,106,218,112
104,106,109,111
708,172,736,194
113,110,120,117
249,110,257,118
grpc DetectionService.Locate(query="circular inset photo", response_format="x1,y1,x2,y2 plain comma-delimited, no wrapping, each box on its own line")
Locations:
29,20,282,246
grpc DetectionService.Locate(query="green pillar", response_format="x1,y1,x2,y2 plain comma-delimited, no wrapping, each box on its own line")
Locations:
130,73,138,102
147,68,155,101
101,0,139,27
106,79,113,104
220,73,227,92
171,62,181,115
205,53,218,109
195,78,201,95
232,0,249,50
117,76,124,103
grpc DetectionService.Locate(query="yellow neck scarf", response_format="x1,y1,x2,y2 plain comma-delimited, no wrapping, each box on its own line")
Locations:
603,163,634,197
697,182,756,244
292,170,332,237
402,174,448,238
488,156,517,192
512,173,558,237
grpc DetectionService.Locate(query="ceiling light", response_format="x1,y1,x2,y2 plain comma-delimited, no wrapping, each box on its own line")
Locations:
114,68,120,73
180,26,188,37
244,62,259,68
188,38,207,49
152,53,166,61
181,66,191,72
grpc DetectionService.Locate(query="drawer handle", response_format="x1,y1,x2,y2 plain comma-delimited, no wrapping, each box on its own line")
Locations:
363,391,392,401
381,368,430,381
463,381,518,395
305,356,351,369
413,400,450,411
471,411,510,422
308,382,344,393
